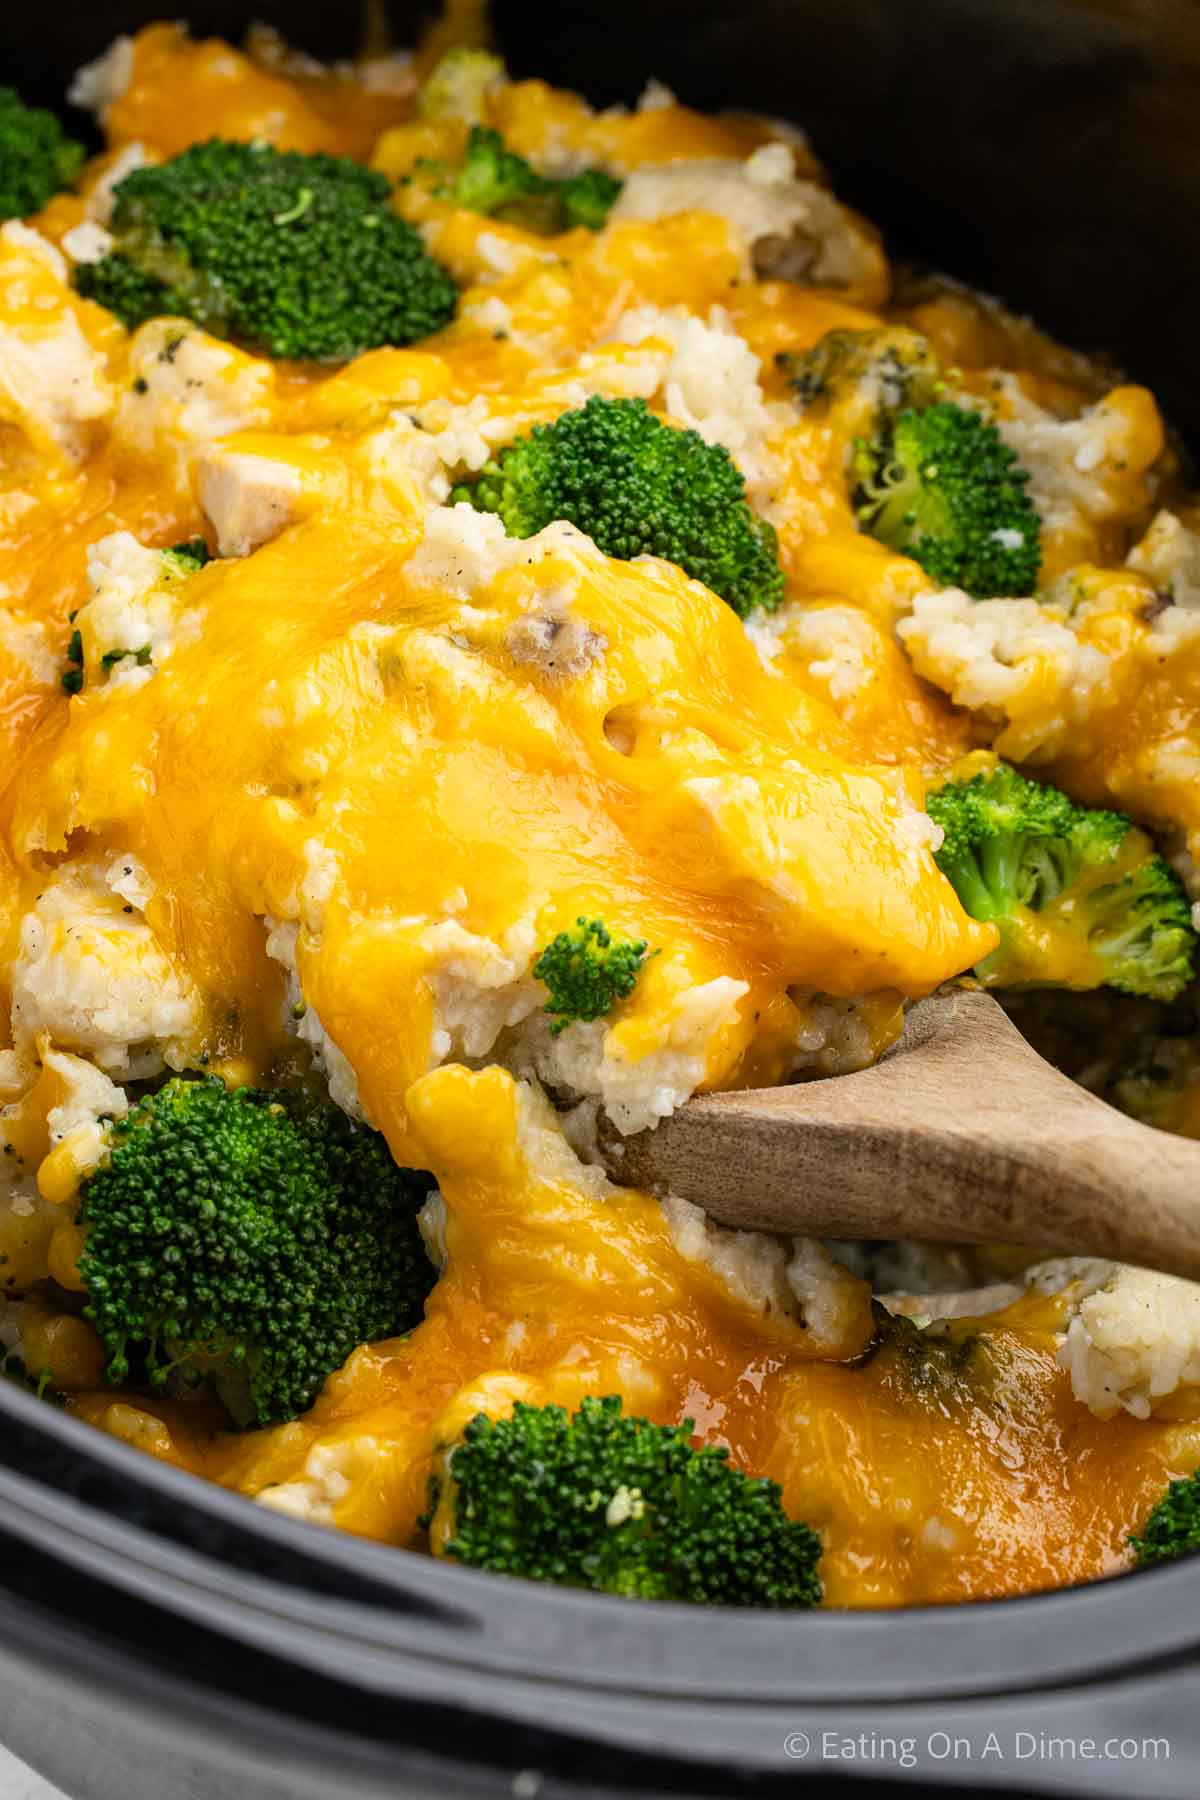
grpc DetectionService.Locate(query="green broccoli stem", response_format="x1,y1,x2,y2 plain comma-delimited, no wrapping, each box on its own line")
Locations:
856,457,925,543
937,847,1002,922
976,834,1026,917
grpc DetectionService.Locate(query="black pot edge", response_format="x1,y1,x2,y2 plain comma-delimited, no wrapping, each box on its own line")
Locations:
0,1379,1197,1716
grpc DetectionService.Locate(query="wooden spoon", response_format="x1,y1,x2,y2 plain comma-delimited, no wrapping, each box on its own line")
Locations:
612,986,1200,1282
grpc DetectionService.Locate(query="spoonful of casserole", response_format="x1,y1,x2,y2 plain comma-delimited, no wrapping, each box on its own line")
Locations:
614,985,1200,1282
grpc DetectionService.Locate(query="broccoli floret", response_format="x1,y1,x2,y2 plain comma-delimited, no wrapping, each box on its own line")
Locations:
75,139,457,362
452,395,784,617
869,1304,991,1404
852,401,1041,598
76,1077,436,1426
430,125,621,234
445,124,554,217
427,1394,823,1606
165,537,211,570
0,87,84,221
930,762,1092,923
1084,858,1199,1003
781,327,1041,596
79,252,169,336
533,917,653,1032
928,761,1197,1000
1130,1470,1200,1565
779,324,943,419
416,47,507,123
559,167,623,232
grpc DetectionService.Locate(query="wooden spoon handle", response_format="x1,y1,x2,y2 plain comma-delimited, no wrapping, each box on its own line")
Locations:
614,989,1200,1281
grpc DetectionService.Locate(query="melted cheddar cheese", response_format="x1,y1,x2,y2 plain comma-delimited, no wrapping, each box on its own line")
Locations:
1,18,1198,1610
66,1069,1200,1605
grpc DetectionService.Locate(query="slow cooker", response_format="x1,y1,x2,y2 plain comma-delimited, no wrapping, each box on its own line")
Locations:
2,3,1199,1794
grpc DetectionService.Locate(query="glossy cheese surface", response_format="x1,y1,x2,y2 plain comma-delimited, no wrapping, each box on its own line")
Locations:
67,1067,1200,1605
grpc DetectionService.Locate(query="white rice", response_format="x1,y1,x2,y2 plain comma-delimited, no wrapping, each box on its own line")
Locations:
1031,1258,1200,1420
11,861,201,1079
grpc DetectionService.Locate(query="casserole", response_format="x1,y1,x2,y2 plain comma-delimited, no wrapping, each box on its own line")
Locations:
2,1377,1200,1799
3,0,1200,1793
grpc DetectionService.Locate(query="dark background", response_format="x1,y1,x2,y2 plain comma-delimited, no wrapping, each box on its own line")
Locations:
5,0,1200,440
